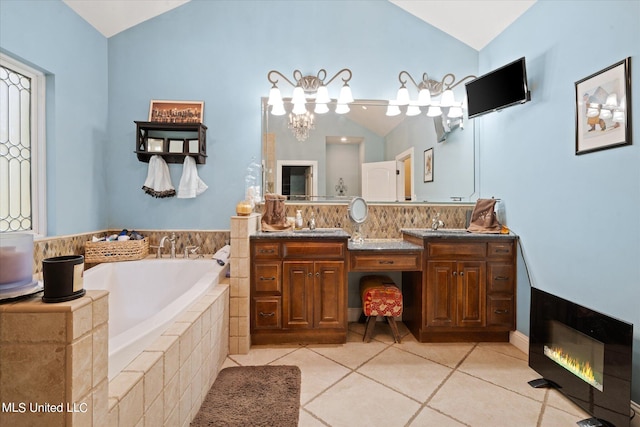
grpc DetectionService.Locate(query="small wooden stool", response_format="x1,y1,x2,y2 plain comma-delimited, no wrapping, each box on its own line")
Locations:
360,275,403,343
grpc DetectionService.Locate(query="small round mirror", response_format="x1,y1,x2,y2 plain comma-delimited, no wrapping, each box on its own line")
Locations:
348,197,368,224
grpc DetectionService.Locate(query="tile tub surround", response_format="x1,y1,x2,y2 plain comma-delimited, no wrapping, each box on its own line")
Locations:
0,283,229,427
0,290,109,427
32,229,230,274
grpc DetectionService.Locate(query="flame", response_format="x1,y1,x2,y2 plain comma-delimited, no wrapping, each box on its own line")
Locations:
544,345,603,391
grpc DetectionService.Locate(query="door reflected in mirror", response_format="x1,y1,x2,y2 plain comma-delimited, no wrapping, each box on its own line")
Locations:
262,98,475,202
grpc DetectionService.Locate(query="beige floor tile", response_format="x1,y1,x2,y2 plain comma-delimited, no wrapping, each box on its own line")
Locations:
545,389,591,418
308,332,389,369
458,345,544,401
227,344,301,366
298,408,328,427
429,371,542,427
408,406,467,427
540,404,587,426
394,334,475,368
477,341,528,361
276,347,351,405
305,372,421,427
358,346,452,402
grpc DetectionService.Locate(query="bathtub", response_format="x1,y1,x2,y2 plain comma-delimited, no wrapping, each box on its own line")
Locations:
83,257,229,380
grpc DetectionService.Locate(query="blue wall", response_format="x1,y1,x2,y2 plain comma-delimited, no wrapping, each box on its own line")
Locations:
478,0,640,402
0,0,109,235
1,0,638,402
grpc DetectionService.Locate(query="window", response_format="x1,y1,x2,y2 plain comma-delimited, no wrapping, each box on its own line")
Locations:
0,54,46,235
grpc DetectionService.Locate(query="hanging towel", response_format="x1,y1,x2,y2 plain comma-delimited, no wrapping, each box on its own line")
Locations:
177,155,208,198
142,155,176,198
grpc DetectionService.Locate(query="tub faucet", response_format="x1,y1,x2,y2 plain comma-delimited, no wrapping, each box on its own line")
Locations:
159,233,177,258
184,245,201,258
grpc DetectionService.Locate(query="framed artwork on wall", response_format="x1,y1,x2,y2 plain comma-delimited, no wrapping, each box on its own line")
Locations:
424,148,433,182
148,100,204,124
575,57,632,155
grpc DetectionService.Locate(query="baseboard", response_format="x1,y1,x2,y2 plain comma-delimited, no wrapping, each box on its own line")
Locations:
632,400,639,423
509,330,529,355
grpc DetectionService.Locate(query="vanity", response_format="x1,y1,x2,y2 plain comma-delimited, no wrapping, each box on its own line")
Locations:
249,226,517,345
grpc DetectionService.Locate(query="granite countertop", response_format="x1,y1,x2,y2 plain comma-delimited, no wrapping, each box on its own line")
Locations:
251,228,350,240
401,228,517,239
348,239,423,251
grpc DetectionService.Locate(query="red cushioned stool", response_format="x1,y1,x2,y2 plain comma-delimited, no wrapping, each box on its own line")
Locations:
360,275,403,343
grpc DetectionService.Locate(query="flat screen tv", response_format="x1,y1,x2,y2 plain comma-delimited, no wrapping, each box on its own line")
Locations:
529,287,633,427
465,57,531,118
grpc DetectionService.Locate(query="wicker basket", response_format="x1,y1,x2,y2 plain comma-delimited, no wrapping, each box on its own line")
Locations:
84,238,149,263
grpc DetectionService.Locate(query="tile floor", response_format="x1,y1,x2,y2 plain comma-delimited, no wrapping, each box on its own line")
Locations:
222,322,639,427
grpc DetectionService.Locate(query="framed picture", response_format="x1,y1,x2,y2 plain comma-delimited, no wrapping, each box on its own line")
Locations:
149,100,204,124
168,139,184,153
146,137,164,152
575,58,632,155
424,148,434,182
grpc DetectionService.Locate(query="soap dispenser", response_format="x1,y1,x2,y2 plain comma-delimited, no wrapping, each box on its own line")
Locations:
295,210,303,230
308,212,316,230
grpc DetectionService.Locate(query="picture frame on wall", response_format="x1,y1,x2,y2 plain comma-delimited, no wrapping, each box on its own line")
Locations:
149,100,204,124
424,148,433,182
575,57,632,155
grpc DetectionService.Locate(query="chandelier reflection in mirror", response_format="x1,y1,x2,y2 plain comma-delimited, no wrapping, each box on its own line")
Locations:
388,71,476,120
267,68,354,141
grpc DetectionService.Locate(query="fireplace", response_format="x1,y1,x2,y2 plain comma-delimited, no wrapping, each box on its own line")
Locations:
529,287,633,427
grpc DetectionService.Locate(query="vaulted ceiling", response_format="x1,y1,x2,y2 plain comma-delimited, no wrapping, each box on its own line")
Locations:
63,0,536,50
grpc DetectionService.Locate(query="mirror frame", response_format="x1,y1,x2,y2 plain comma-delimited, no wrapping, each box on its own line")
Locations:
348,197,369,224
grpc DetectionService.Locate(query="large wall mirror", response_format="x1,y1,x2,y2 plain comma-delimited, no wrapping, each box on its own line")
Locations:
261,98,476,203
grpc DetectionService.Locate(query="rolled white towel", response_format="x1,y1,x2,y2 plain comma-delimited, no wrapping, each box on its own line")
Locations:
213,245,230,263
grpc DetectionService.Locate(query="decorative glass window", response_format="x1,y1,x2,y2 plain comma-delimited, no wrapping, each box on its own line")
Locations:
0,54,46,234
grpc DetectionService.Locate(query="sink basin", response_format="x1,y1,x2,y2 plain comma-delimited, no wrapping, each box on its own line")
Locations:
294,228,342,233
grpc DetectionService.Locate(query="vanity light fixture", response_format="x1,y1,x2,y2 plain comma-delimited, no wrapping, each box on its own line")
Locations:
388,71,476,119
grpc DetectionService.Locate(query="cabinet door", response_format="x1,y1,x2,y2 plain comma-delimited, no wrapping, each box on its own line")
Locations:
426,261,457,327
456,261,486,327
314,261,345,329
283,262,314,329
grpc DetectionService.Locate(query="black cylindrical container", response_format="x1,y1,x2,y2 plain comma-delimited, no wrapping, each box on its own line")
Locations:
42,255,86,303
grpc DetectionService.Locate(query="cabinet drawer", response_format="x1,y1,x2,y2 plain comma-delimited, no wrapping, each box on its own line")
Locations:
349,251,422,271
253,242,280,259
253,297,282,329
487,295,514,328
488,242,514,259
487,263,515,293
253,263,281,293
427,242,486,259
283,241,345,259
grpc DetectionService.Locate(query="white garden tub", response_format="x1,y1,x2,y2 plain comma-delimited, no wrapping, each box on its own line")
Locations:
83,257,229,380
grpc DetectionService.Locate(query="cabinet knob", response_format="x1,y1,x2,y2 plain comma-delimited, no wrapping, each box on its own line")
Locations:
453,271,457,276
316,272,320,277
259,312,275,317
459,271,464,276
308,272,313,277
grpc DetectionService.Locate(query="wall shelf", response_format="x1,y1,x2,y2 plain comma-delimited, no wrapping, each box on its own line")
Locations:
135,121,207,164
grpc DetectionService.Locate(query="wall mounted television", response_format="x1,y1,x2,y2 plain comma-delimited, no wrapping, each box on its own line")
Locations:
529,287,633,427
465,57,531,118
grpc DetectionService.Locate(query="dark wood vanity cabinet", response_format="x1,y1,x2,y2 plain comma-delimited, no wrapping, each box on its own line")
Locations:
404,235,517,342
251,239,347,345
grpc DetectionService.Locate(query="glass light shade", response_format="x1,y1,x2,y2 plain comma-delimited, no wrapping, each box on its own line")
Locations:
613,110,625,122
604,93,618,107
447,106,463,118
335,103,350,114
271,103,286,116
426,106,443,117
586,107,600,118
314,103,329,114
267,86,283,106
417,89,431,106
291,86,306,105
292,101,307,115
440,89,456,107
315,85,331,104
386,103,401,117
338,84,354,104
396,86,410,105
406,104,421,116
599,109,612,120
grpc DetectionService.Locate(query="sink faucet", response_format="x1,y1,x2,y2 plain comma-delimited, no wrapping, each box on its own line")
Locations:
159,232,177,258
432,213,445,230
